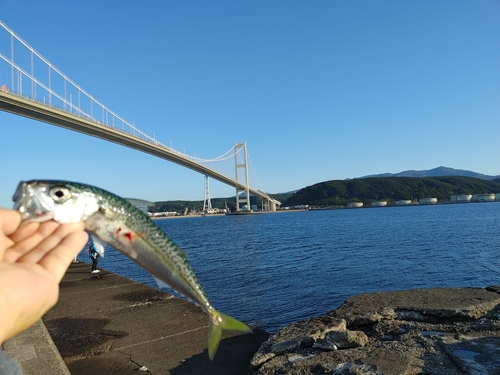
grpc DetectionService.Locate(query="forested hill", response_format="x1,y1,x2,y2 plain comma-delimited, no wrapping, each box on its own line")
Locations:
282,176,500,207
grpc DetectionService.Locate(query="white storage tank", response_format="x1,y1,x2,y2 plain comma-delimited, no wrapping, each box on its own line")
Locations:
347,202,363,208
420,198,437,205
450,195,472,203
371,201,387,207
395,200,412,206
473,194,495,202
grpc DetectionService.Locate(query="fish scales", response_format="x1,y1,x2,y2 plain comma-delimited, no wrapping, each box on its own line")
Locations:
85,185,206,305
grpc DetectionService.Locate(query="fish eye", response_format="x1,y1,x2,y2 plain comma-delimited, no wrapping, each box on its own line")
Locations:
49,186,71,202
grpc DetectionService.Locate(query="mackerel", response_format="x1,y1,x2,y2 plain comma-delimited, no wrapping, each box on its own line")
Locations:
12,180,251,359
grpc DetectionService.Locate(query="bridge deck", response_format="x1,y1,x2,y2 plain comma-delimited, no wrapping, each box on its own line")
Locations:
0,90,278,207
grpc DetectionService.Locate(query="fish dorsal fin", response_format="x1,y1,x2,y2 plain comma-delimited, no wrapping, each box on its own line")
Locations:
178,246,189,261
91,235,106,257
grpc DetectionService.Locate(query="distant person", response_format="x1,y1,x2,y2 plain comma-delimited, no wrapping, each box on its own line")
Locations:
88,242,100,273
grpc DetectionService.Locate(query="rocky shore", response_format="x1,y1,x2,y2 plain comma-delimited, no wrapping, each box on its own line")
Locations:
250,286,500,375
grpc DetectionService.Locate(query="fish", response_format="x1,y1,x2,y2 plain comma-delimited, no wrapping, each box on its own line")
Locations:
12,180,251,359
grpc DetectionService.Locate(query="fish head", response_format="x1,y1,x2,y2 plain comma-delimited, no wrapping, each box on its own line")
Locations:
13,180,100,223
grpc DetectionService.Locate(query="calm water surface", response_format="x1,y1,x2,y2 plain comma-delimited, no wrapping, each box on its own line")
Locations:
78,202,500,333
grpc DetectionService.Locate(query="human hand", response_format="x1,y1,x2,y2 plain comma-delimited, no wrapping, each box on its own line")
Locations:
0,208,88,344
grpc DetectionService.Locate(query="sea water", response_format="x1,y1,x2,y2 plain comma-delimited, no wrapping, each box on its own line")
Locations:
78,202,500,333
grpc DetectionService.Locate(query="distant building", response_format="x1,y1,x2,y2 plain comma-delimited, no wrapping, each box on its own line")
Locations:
395,200,412,206
472,194,495,202
347,202,363,208
450,195,472,203
420,198,437,205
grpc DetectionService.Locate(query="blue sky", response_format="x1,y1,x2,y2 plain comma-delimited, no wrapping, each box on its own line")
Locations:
0,1,499,208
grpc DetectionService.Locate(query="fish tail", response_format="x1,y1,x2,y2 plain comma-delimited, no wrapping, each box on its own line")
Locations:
208,310,252,360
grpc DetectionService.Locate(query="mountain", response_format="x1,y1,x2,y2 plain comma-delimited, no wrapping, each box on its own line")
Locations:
282,176,500,207
361,166,500,180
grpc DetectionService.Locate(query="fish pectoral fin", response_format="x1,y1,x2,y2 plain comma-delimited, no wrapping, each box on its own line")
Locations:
91,235,106,257
153,277,170,290
208,311,252,360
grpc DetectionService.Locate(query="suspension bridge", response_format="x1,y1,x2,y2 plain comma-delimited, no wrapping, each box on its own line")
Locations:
0,20,280,212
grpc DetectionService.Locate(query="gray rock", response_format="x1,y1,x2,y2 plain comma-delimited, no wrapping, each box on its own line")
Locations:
251,286,500,375
250,316,345,368
441,335,500,374
314,330,368,350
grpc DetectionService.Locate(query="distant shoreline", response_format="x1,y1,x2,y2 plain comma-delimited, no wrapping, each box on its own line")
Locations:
151,200,500,220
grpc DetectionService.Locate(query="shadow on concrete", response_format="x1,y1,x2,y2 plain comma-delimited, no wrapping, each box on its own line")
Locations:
57,326,268,375
112,288,170,303
59,280,80,289
45,317,129,358
59,274,109,289
169,328,269,375
66,354,144,375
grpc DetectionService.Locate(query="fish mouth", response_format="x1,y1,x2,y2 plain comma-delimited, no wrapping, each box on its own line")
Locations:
12,181,55,222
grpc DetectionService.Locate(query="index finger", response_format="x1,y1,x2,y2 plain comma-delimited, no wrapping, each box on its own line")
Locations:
0,209,22,236
0,209,22,259
38,224,88,281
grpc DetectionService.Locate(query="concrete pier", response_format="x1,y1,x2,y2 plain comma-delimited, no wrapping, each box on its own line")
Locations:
2,320,70,375
5,262,268,375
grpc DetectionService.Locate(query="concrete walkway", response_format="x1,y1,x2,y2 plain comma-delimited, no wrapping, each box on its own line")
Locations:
2,320,70,375
6,262,268,375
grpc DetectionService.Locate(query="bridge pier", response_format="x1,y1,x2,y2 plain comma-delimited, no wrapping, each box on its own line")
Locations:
233,143,280,212
262,199,277,212
234,143,251,211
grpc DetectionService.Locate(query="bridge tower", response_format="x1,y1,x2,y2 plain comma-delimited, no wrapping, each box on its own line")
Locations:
203,175,213,213
234,143,251,211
